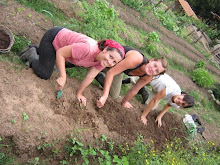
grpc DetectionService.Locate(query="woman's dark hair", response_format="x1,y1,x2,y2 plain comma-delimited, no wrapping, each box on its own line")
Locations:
98,40,123,58
181,91,195,108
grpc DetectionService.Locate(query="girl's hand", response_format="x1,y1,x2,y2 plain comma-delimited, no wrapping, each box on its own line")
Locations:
56,77,66,90
77,94,87,107
141,116,147,125
155,116,162,128
122,101,133,109
96,96,107,108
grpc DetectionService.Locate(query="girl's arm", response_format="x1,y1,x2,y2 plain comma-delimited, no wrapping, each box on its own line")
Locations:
76,66,100,106
122,76,153,108
97,51,143,108
155,103,172,127
141,88,166,125
56,45,72,90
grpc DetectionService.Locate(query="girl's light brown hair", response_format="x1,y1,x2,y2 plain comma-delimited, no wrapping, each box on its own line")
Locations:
153,56,168,74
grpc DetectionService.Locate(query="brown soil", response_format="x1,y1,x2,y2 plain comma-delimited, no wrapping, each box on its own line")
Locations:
0,0,219,164
0,30,10,49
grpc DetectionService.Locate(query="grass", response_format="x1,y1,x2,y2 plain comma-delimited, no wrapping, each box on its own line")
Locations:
1,133,220,165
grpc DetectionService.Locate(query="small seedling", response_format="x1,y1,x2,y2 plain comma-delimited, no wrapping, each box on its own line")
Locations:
22,112,29,120
11,119,16,124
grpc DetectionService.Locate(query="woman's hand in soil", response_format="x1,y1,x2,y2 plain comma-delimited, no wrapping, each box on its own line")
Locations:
122,101,133,108
96,96,107,108
77,94,87,107
141,116,147,125
155,116,162,128
56,76,66,90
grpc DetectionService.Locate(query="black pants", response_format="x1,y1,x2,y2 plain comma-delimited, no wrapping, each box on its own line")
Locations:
32,27,63,79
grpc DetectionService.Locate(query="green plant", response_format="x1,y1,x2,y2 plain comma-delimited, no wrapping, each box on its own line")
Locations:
78,0,125,43
0,138,14,165
191,68,215,88
22,112,29,120
27,157,40,165
153,9,182,36
145,43,157,56
121,0,144,11
11,119,16,124
195,60,206,69
11,35,31,54
147,31,160,42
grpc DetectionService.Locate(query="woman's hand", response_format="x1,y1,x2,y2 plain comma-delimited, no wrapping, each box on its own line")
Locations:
141,115,147,125
96,96,107,108
122,101,133,108
77,94,87,107
155,116,162,128
56,76,66,90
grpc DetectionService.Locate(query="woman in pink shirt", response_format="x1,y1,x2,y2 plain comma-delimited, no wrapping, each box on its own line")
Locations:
19,27,125,106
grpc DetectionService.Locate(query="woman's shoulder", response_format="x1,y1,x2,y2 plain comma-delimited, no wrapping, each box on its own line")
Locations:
125,50,144,62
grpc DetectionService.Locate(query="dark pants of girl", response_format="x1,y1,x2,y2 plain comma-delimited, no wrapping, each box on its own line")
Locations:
32,27,63,79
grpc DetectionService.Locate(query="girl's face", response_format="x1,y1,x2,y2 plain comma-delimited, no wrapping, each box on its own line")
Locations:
100,48,122,67
173,95,187,107
144,60,165,76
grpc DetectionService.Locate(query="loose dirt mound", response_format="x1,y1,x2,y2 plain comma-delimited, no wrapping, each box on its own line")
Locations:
0,60,186,160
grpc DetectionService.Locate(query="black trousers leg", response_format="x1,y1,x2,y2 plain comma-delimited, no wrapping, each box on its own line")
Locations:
31,27,63,79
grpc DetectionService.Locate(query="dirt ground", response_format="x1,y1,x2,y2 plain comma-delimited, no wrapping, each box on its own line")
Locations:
0,0,220,163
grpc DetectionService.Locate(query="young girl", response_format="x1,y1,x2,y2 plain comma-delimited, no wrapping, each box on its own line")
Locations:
96,46,168,108
19,27,125,106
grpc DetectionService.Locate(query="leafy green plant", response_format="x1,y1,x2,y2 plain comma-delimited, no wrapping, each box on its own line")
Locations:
22,112,29,121
121,0,144,11
195,60,206,69
153,9,182,36
145,43,157,56
11,35,31,54
191,68,215,88
78,0,125,43
0,138,14,165
11,119,16,124
147,31,160,42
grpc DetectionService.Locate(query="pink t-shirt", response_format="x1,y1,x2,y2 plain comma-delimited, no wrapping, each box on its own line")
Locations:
52,28,104,71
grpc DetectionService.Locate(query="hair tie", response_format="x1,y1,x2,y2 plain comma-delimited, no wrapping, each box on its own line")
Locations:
104,39,125,58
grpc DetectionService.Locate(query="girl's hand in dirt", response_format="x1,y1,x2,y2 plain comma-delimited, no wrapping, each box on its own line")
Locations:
56,76,66,90
96,96,107,108
141,116,147,125
122,101,133,109
77,94,87,107
155,116,162,128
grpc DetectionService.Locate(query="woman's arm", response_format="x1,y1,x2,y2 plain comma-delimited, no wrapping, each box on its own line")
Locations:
76,66,100,106
141,87,166,125
122,76,153,108
97,51,143,108
56,45,72,90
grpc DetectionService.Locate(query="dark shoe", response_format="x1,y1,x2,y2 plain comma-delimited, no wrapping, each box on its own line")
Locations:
122,78,131,84
138,86,149,104
18,44,39,56
197,127,205,135
192,114,202,125
20,47,39,65
95,72,106,87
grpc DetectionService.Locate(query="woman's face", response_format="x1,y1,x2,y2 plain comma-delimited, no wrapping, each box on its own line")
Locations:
144,60,165,76
100,48,122,67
